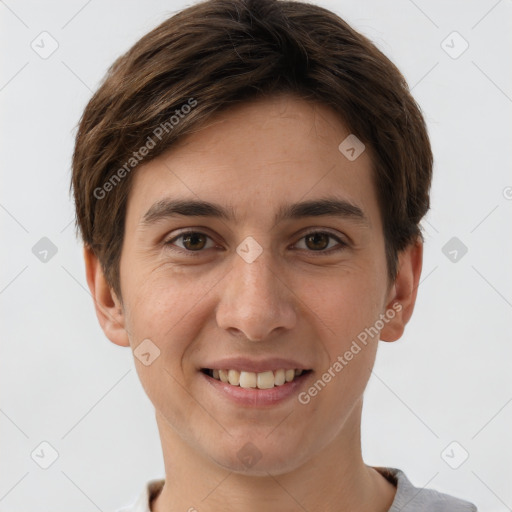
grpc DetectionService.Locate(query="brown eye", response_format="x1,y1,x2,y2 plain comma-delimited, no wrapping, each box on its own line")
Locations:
294,231,346,253
165,231,215,252
305,232,330,250
181,232,207,251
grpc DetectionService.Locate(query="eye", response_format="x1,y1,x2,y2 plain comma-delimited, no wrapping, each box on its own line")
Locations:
164,229,347,255
165,231,216,252
294,230,347,253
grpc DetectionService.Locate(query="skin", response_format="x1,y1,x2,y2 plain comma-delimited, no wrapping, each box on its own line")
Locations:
85,93,423,512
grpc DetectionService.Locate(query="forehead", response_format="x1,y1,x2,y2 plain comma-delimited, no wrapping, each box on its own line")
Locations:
125,94,381,231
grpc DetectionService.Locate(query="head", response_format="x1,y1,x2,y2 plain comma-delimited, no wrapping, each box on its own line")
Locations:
73,0,431,475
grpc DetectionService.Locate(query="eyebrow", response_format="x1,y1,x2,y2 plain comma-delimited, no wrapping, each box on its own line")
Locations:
140,197,370,228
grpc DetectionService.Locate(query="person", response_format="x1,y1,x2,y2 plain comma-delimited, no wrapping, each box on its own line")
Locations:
70,0,478,510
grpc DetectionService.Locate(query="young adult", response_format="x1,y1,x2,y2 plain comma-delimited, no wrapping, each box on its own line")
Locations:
71,1,477,510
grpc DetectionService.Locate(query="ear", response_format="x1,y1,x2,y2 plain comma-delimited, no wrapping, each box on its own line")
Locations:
380,238,423,342
83,246,130,347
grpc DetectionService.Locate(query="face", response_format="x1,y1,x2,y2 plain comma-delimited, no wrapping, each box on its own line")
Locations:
94,94,411,476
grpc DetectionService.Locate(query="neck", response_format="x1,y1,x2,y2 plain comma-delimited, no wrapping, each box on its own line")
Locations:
151,400,396,512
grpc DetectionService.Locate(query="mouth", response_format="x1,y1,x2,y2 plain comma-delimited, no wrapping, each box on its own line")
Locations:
200,368,313,389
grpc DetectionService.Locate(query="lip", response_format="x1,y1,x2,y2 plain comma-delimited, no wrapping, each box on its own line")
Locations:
199,357,312,373
200,369,313,407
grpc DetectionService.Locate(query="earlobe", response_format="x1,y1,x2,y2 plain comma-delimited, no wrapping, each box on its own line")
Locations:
83,246,130,347
380,239,423,343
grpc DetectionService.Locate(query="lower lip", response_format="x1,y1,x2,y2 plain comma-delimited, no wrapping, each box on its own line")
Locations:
200,371,312,407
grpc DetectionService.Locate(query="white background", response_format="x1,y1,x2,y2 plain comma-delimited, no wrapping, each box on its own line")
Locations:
1,0,511,510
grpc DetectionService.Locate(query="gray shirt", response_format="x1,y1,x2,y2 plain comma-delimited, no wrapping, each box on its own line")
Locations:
377,467,477,511
117,467,477,511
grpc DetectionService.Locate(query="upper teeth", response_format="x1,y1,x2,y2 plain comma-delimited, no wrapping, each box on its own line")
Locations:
211,369,304,389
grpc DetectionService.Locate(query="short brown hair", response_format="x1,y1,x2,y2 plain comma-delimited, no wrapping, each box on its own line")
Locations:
71,0,433,300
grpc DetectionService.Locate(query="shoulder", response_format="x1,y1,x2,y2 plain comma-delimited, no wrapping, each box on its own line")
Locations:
115,479,165,512
376,467,478,512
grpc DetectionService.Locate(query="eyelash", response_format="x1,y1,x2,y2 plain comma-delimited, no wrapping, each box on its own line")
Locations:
164,230,347,256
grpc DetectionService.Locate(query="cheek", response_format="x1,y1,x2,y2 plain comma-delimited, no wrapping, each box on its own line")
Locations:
122,276,209,425
122,267,216,360
304,270,386,347
308,267,385,416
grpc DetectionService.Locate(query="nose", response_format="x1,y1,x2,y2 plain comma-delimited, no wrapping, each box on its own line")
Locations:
215,246,297,341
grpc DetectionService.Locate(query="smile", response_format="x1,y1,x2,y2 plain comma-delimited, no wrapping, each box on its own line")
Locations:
201,368,312,389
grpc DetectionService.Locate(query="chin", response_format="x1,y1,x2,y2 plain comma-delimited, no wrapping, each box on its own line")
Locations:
206,436,308,476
